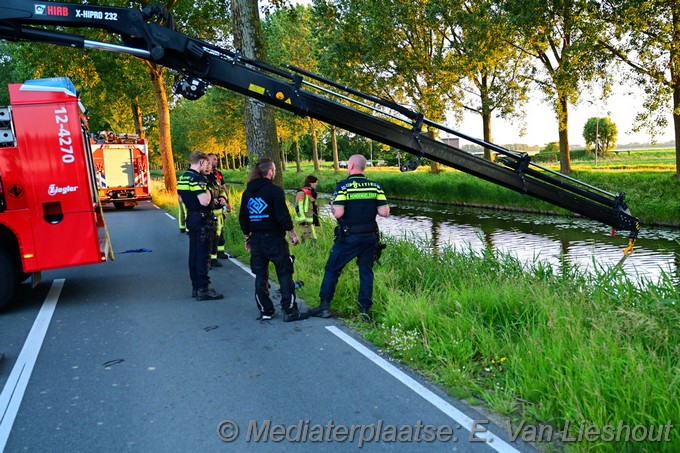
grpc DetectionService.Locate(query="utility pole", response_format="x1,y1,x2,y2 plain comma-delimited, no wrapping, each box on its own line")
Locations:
595,111,599,167
588,99,600,167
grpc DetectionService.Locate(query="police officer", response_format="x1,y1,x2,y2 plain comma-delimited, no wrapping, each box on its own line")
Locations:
294,175,319,242
239,157,305,322
177,151,226,301
306,154,390,321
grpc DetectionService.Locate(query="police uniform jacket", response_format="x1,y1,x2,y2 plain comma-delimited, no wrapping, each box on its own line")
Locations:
239,178,294,236
177,169,211,215
333,174,387,234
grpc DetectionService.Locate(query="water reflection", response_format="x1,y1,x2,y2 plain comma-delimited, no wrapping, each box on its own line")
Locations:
314,197,680,285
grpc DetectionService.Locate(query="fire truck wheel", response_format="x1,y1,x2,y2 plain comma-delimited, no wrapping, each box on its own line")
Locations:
0,248,18,309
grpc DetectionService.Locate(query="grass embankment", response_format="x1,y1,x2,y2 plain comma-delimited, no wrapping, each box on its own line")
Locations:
221,210,679,453
150,157,679,451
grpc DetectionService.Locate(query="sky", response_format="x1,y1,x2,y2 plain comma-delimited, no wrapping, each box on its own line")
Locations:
455,84,676,148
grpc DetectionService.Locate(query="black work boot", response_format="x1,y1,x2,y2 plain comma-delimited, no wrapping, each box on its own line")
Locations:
359,307,372,323
306,302,331,318
196,287,224,301
283,308,309,322
210,259,223,268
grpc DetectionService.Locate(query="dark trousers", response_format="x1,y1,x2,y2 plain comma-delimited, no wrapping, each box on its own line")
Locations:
250,233,296,315
319,234,378,310
187,214,215,291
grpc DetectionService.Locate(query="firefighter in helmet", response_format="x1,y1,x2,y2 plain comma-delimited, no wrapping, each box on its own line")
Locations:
207,153,230,267
294,175,319,242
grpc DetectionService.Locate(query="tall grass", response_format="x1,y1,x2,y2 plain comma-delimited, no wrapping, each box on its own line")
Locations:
216,190,679,452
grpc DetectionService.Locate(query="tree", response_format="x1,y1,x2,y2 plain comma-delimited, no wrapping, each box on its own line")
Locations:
1,0,230,191
583,116,617,155
312,0,459,173
231,0,283,186
432,0,533,161
595,0,680,178
262,5,319,171
543,142,559,153
501,0,610,175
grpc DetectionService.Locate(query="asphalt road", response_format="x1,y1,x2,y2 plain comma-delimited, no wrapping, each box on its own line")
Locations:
0,202,537,452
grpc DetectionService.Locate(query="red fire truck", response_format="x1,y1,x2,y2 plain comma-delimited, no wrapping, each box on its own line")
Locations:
0,77,110,308
91,132,151,209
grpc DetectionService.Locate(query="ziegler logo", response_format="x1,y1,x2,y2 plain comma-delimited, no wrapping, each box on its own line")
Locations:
48,184,78,196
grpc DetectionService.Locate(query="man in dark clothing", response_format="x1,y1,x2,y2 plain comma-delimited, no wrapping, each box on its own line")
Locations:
177,151,227,301
239,157,306,322
306,154,390,322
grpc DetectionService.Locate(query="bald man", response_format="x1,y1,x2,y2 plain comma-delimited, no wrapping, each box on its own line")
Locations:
307,154,389,322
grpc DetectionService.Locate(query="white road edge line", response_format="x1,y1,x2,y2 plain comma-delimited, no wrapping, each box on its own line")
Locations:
229,257,255,278
164,212,175,219
326,325,520,453
227,256,518,451
0,279,64,451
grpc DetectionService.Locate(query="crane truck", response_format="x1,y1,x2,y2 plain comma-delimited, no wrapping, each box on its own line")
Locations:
0,0,640,309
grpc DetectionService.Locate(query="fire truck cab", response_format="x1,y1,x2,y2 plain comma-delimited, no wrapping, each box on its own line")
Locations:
0,77,110,308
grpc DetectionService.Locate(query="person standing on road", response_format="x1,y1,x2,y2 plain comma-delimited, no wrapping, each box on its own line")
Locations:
239,157,306,322
207,153,231,267
294,175,319,242
177,151,226,301
306,154,389,322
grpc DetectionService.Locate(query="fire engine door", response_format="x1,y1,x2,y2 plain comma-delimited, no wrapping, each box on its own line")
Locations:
104,147,134,188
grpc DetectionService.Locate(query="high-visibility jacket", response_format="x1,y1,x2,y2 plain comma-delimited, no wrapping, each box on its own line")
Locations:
295,187,314,223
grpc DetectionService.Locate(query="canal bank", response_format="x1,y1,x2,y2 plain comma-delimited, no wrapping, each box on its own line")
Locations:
219,202,679,453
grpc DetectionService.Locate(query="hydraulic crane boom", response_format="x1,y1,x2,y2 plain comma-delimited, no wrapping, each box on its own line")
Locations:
0,0,640,244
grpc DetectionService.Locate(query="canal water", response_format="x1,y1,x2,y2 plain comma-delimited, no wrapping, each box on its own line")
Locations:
313,197,680,285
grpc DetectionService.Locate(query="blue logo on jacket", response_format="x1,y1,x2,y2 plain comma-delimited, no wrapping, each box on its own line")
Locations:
247,197,269,220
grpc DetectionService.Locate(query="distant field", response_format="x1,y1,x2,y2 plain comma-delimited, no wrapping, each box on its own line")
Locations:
150,147,677,179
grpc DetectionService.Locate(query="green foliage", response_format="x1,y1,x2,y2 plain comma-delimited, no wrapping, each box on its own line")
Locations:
583,117,618,154
542,142,560,154
312,0,457,122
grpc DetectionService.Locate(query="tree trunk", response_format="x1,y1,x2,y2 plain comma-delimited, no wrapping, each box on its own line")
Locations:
231,0,282,186
557,94,571,175
131,97,144,138
331,125,339,170
482,110,495,162
295,139,301,173
427,129,440,174
675,85,680,178
309,118,320,172
280,140,286,171
148,64,177,193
